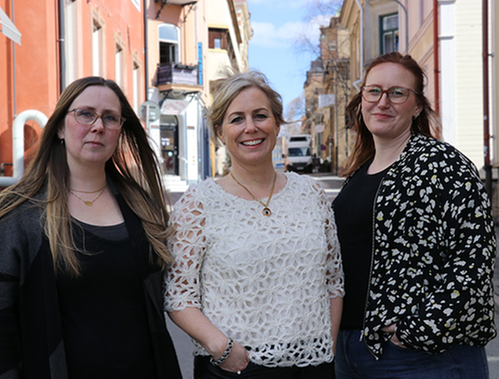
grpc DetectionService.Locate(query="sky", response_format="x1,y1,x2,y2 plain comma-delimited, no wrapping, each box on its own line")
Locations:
246,0,335,120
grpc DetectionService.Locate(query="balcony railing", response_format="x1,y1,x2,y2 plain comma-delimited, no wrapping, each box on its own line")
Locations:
156,63,198,86
155,0,198,5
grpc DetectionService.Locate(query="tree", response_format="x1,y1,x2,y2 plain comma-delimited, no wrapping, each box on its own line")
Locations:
292,0,343,58
285,94,305,123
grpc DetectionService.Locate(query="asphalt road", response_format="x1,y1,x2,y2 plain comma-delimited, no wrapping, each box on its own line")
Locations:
165,172,499,378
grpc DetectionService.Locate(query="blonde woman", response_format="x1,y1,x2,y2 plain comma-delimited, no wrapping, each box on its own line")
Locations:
165,70,344,379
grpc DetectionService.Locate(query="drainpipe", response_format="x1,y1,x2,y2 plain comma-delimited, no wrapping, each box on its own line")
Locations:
390,0,408,54
353,0,364,91
11,0,17,117
0,110,48,187
433,0,440,115
58,0,66,92
144,0,149,98
482,0,492,196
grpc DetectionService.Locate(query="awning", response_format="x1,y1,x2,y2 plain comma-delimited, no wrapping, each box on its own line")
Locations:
0,7,21,45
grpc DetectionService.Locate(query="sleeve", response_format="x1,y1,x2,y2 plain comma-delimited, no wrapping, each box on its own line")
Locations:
396,153,497,352
164,186,207,312
0,213,23,377
312,180,345,298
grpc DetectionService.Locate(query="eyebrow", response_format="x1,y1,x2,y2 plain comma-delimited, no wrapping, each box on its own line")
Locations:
76,106,121,114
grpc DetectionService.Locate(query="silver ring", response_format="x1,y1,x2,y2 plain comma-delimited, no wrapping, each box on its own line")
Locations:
237,371,241,375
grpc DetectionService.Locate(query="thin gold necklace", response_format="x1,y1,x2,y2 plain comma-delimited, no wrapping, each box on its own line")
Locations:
69,185,107,206
69,183,107,194
230,172,277,216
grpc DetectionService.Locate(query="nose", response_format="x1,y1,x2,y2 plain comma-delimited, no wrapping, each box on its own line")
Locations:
90,116,105,132
377,92,390,108
244,119,258,133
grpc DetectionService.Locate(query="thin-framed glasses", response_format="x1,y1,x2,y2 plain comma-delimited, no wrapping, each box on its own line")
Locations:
361,85,419,104
67,108,126,130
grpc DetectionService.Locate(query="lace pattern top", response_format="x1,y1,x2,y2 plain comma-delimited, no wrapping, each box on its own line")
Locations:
164,172,344,367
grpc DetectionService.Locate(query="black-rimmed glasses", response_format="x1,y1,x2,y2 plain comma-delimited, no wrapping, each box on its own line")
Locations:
361,85,419,104
67,108,125,130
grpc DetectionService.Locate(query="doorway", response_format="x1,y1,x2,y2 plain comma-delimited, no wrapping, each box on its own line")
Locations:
160,115,179,175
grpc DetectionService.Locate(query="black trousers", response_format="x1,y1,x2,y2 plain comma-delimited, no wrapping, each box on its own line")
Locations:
194,355,335,379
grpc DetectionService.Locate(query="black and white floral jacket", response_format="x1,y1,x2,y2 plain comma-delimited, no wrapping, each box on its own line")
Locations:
357,133,497,358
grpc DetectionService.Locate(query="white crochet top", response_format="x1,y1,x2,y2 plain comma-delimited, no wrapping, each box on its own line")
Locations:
164,172,344,367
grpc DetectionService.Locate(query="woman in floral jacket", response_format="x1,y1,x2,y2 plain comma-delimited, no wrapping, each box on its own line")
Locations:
333,52,496,378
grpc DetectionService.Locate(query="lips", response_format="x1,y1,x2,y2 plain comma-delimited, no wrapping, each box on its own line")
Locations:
85,140,104,146
241,139,264,146
373,113,392,120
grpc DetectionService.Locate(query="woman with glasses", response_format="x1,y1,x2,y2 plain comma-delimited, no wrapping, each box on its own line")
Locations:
0,77,182,378
332,52,496,378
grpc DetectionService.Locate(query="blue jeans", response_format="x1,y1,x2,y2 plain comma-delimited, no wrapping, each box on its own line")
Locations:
335,329,489,379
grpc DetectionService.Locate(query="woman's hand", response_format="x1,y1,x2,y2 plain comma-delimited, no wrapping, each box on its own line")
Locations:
219,340,250,373
381,324,406,348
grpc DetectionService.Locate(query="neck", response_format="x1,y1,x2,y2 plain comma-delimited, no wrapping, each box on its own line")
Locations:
68,164,107,191
230,161,276,187
370,132,411,173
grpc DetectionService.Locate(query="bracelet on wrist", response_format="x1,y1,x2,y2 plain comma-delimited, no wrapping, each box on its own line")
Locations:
210,337,233,367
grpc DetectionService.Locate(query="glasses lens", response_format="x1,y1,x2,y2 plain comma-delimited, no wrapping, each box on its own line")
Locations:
102,114,122,129
388,87,409,103
75,109,97,124
363,86,382,102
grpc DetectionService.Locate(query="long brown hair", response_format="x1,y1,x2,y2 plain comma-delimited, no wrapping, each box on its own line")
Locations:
0,76,172,275
344,52,438,176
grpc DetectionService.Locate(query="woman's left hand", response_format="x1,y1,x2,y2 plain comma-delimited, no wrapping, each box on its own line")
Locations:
381,324,406,348
219,340,250,373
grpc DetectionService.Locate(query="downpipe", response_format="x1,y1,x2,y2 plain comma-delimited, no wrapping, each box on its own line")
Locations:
0,110,48,187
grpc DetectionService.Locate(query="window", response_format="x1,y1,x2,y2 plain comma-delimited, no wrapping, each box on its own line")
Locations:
65,0,79,85
209,28,227,50
115,45,123,87
159,24,180,64
380,13,399,54
92,21,103,76
132,61,141,112
114,38,126,91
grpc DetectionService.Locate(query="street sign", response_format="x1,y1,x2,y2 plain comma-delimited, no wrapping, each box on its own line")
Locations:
139,101,160,122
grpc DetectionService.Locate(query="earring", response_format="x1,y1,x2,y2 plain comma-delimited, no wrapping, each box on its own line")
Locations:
60,138,64,144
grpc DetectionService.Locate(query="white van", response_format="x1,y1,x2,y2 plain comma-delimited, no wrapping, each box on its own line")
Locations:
284,135,313,173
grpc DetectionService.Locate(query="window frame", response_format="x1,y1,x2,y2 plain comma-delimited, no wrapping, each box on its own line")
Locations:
379,13,399,55
158,23,180,65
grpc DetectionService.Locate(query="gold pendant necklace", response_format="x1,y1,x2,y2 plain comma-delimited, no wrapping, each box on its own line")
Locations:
230,172,277,216
69,185,107,206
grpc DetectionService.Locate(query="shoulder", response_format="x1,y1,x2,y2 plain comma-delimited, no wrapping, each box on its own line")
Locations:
404,134,479,175
0,195,45,227
283,172,327,207
171,178,219,219
284,171,322,190
178,178,217,204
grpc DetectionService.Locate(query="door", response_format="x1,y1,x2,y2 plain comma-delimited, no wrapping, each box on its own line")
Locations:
160,116,179,175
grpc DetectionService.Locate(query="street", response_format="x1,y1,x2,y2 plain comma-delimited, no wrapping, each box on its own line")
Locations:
165,172,499,379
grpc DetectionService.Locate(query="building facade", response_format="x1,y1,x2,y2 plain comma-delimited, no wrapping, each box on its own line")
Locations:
0,0,146,186
146,0,207,187
206,0,251,176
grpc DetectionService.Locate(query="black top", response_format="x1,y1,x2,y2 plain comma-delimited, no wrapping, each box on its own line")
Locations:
332,160,389,329
56,221,156,378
